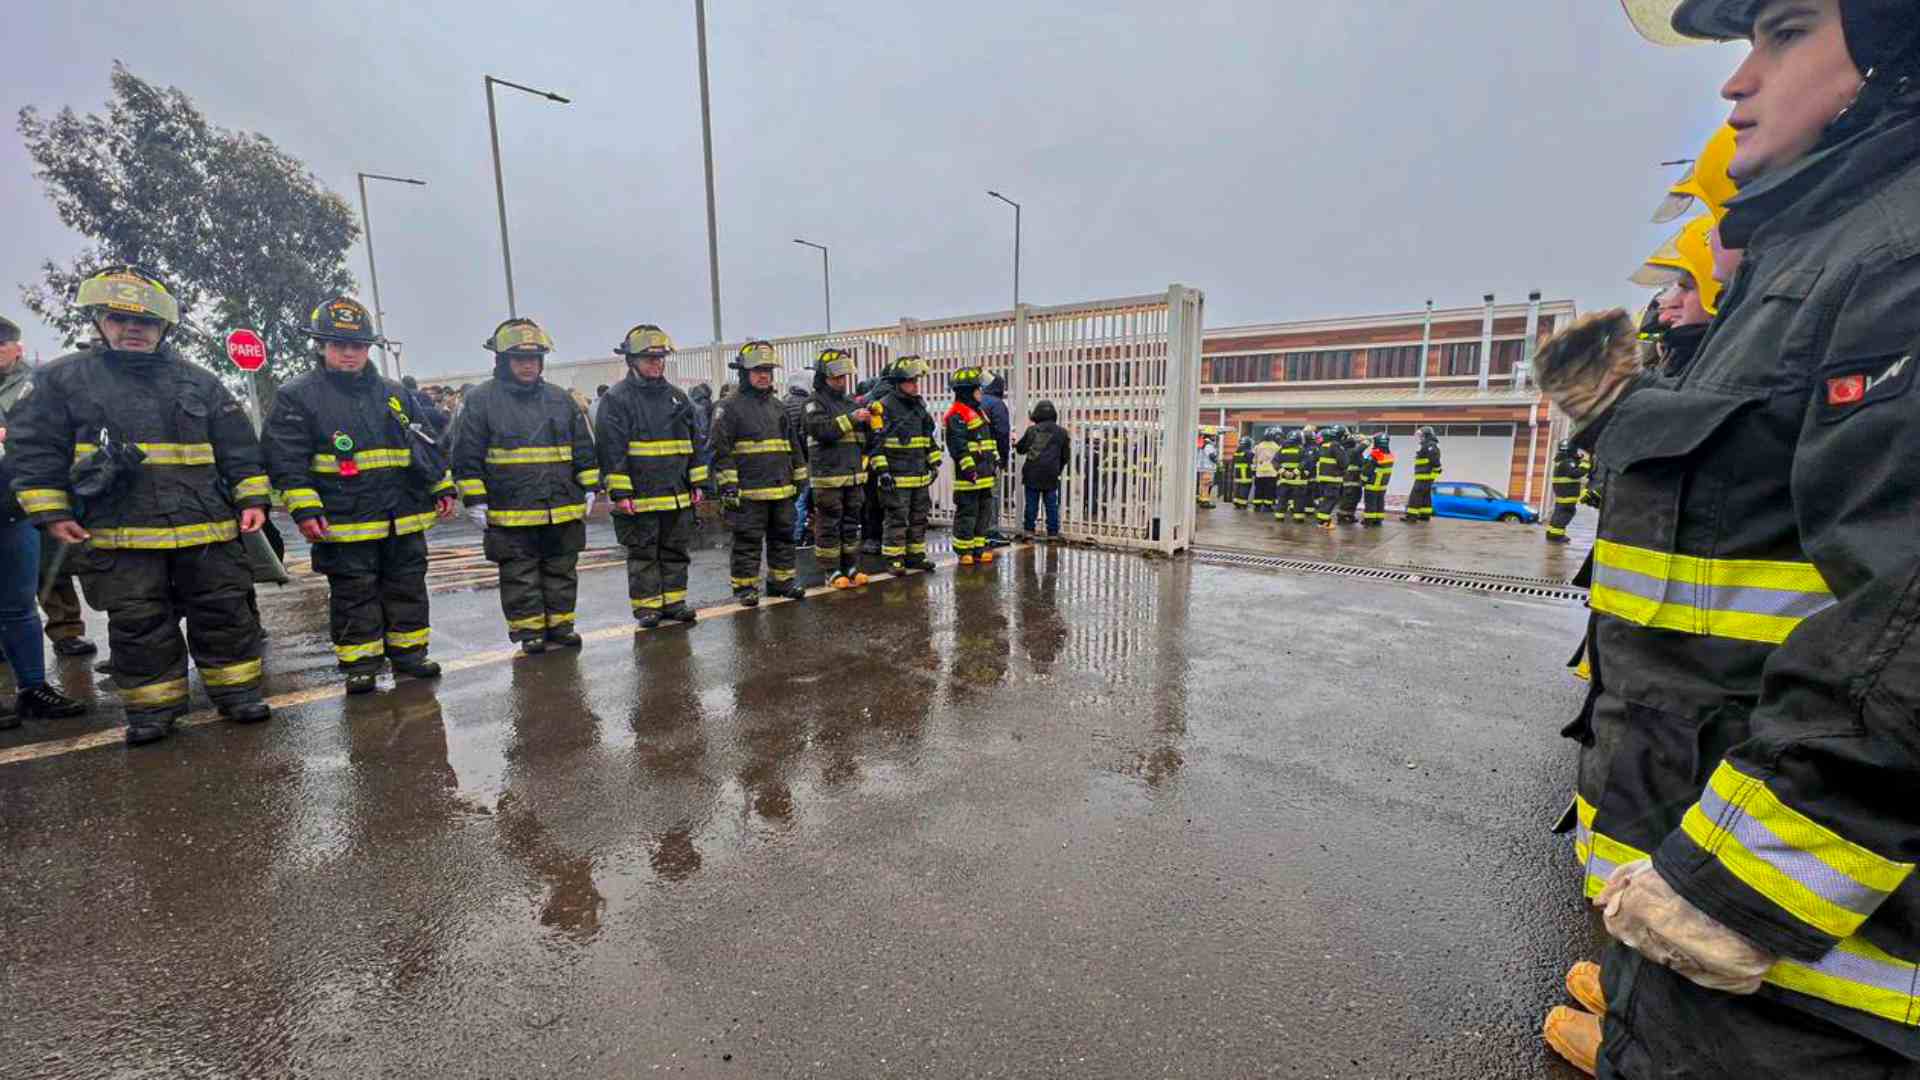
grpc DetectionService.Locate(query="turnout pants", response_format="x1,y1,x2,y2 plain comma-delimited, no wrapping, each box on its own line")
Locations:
1338,483,1362,522
1233,477,1252,507
37,538,86,643
859,476,886,555
951,487,994,557
1405,479,1435,520
1547,485,1581,540
313,531,431,672
1314,483,1339,523
78,540,264,722
1362,488,1387,526
729,497,797,591
1275,481,1309,522
882,484,933,565
484,521,586,641
811,484,865,574
1251,475,1277,510
615,507,693,614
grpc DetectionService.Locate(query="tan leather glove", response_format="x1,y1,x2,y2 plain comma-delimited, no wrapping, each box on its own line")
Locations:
1534,309,1645,435
1597,860,1775,994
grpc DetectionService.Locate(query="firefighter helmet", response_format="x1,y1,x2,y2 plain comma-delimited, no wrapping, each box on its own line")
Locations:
950,366,988,391
1418,426,1437,441
730,340,779,371
614,324,674,357
1630,215,1723,316
1653,125,1738,224
815,347,857,379
885,355,929,383
306,296,378,344
76,266,180,327
485,318,554,355
1372,432,1390,451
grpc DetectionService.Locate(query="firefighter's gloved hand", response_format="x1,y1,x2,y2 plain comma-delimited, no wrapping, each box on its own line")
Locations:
583,492,597,517
467,505,489,529
1535,309,1644,435
962,464,979,484
1597,860,1775,994
720,486,742,512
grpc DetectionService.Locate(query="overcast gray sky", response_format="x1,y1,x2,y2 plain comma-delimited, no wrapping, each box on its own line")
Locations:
6,1,1739,378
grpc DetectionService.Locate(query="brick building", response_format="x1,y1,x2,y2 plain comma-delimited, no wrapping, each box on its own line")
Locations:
1199,295,1575,515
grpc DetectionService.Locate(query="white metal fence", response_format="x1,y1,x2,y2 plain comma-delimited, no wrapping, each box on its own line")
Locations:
670,285,1203,555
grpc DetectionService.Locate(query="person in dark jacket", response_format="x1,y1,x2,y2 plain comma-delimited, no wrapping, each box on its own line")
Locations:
710,341,808,606
1402,427,1441,522
403,375,451,437
784,372,813,546
1358,433,1394,528
980,374,1012,547
1535,4,1920,1073
802,348,874,589
1337,429,1366,524
451,318,598,654
852,377,888,568
12,268,274,742
1545,440,1590,545
1313,424,1348,528
597,325,704,628
265,296,457,695
1014,399,1070,539
687,382,716,498
944,366,1000,566
870,357,941,573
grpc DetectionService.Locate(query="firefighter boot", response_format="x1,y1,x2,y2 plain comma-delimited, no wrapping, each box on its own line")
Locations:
391,656,443,680
767,580,807,601
636,610,664,630
904,555,936,573
1542,1006,1600,1077
220,700,272,725
125,713,177,746
958,555,976,567
735,586,760,608
979,549,995,564
664,603,698,625
547,629,583,649
345,673,379,695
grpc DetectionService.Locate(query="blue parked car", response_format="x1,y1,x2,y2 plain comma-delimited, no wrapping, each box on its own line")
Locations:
1431,481,1539,524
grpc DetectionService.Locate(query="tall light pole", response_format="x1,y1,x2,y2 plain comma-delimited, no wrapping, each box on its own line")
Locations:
792,239,830,331
694,0,725,367
987,190,1021,309
484,75,570,317
355,171,426,379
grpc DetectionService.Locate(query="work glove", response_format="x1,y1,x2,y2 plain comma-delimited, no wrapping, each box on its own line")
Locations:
583,492,597,517
1597,860,1775,994
962,464,979,484
720,486,742,512
876,472,896,492
1534,309,1645,435
467,505,489,529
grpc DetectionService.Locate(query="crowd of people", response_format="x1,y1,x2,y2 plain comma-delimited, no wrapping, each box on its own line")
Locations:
0,284,1085,742
1208,424,1432,526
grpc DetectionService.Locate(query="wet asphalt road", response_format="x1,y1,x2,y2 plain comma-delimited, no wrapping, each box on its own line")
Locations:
0,521,1602,1078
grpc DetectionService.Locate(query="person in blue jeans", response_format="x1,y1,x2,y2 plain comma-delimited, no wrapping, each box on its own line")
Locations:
1014,399,1070,539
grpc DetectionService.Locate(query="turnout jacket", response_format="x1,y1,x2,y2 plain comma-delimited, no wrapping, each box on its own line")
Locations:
944,400,998,492
869,388,940,488
1359,446,1394,491
1411,438,1441,482
1551,449,1590,506
595,370,705,512
450,373,597,526
710,383,805,501
802,382,870,488
1342,441,1364,488
264,364,452,542
1251,439,1279,478
1313,439,1345,486
10,343,270,548
1277,442,1306,485
1569,92,1920,1055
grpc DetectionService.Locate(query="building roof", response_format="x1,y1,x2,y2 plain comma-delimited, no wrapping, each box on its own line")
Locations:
1199,384,1544,410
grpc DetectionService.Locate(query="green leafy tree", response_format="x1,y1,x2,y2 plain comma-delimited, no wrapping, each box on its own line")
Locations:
17,62,360,399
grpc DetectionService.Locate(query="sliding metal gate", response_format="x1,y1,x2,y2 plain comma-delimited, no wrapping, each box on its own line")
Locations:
666,285,1203,555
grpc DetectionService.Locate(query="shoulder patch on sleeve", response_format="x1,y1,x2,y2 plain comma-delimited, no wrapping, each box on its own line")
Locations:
1820,351,1913,423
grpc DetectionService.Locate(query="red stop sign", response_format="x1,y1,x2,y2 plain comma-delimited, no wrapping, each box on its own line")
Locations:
226,329,268,372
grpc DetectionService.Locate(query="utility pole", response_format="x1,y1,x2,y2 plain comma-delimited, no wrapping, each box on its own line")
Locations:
695,0,725,364
793,239,831,330
987,190,1021,309
355,171,426,379
485,75,571,317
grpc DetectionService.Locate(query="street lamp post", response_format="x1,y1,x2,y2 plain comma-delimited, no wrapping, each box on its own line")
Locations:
694,0,725,373
355,171,426,379
484,75,570,317
792,239,830,331
987,190,1021,309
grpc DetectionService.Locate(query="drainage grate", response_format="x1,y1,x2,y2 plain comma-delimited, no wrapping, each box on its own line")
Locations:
1395,563,1581,590
1189,548,1589,603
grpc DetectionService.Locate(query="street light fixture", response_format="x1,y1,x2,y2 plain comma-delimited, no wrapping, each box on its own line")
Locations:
355,171,426,379
792,238,831,331
484,75,570,317
987,190,1022,309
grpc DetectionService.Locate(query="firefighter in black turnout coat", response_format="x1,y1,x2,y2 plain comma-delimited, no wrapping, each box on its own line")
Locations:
710,341,808,607
803,347,874,590
596,325,705,629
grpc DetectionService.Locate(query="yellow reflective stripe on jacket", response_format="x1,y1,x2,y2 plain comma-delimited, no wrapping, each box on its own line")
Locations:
894,474,933,489
715,470,739,485
385,628,431,649
834,413,854,435
487,504,587,526
310,448,411,473
283,487,324,512
621,492,694,512
740,485,797,501
233,475,271,500
953,477,996,492
1764,934,1920,1028
316,512,440,543
90,520,240,550
792,467,810,482
732,439,792,454
16,488,71,514
485,445,573,465
1570,793,1651,899
456,478,488,498
883,437,934,449
627,439,695,456
688,466,710,483
199,658,262,687
1590,539,1836,645
72,442,214,466
575,469,601,488
394,510,438,535
1680,762,1913,941
605,472,634,493
121,677,190,708
811,473,867,489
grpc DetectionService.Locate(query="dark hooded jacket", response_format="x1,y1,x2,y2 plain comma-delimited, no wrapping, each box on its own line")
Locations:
981,374,1011,464
1014,400,1070,492
448,356,598,526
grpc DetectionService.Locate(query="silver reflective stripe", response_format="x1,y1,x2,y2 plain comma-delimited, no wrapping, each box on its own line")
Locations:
1785,944,1920,997
1698,783,1891,918
1595,563,1838,621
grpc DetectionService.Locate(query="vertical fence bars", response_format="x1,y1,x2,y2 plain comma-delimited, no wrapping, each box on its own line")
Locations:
671,286,1201,554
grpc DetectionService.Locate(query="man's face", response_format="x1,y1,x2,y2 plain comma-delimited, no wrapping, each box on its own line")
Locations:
1710,227,1746,284
828,373,849,393
97,312,165,353
0,339,23,371
509,354,544,384
635,354,667,380
323,340,371,373
900,378,920,397
749,367,774,390
1722,0,1861,183
1657,274,1713,328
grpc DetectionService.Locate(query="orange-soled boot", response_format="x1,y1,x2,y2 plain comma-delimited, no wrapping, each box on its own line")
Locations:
1567,961,1606,1016
979,550,994,564
958,555,976,566
852,572,871,586
1543,1006,1600,1077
